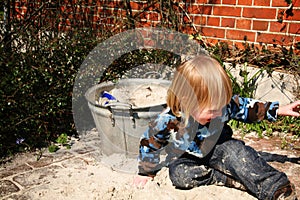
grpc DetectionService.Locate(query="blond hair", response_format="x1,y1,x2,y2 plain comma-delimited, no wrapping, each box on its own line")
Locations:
167,54,232,125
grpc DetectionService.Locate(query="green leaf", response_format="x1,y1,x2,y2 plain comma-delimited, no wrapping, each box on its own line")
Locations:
48,145,59,153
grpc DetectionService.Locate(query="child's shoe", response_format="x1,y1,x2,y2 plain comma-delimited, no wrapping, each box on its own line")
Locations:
273,183,298,200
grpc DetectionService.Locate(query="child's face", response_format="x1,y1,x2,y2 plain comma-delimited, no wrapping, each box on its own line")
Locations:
191,107,223,125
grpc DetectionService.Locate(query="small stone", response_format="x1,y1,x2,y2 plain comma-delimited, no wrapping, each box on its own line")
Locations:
108,186,115,193
0,180,20,197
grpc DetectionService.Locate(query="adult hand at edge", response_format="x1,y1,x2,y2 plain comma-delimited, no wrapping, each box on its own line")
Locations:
278,100,300,117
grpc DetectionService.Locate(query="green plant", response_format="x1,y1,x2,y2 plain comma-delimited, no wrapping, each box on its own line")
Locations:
226,63,268,137
48,145,60,153
226,62,264,98
270,116,300,135
209,41,299,138
48,133,71,153
0,0,108,160
1,0,299,162
100,48,180,83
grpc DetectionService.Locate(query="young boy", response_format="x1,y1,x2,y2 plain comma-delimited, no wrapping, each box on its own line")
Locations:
134,54,299,200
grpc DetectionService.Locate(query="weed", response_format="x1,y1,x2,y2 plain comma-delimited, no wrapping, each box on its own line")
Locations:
48,133,71,153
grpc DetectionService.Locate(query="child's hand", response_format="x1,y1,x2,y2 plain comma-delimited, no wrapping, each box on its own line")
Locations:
133,175,153,188
278,100,300,117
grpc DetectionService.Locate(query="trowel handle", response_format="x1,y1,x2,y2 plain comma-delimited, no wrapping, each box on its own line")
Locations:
105,102,132,109
106,102,136,128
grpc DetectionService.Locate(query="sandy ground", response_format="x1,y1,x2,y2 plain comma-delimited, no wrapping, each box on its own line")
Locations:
23,162,256,200
0,129,265,200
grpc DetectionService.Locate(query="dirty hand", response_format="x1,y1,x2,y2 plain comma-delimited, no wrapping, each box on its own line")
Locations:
277,100,300,117
133,175,153,188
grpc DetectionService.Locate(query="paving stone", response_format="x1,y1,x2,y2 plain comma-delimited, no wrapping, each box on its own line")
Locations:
71,146,96,154
0,164,33,179
241,135,300,197
27,152,74,168
0,180,20,198
1,130,299,199
12,165,62,189
21,185,55,199
3,194,29,200
61,157,92,169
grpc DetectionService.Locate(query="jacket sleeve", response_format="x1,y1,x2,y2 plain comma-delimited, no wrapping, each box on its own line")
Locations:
138,111,178,177
228,95,279,123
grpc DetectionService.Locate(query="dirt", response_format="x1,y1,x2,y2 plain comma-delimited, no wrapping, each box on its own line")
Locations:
1,130,299,200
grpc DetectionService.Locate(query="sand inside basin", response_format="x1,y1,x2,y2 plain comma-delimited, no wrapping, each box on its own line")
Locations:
110,83,168,108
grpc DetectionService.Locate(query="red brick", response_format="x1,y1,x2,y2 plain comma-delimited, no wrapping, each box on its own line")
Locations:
243,8,276,19
270,21,288,32
150,20,160,27
84,7,90,14
289,23,300,34
272,0,289,7
85,0,93,6
182,26,195,35
95,1,101,7
195,0,210,3
139,29,150,38
256,33,295,45
131,10,139,17
234,41,251,49
294,0,300,7
277,8,298,21
201,27,225,38
138,11,148,20
254,0,270,6
205,38,227,46
129,2,142,10
188,5,213,15
238,0,252,6
138,21,152,27
58,24,71,31
144,38,156,47
183,15,191,24
148,12,159,21
93,15,99,22
294,35,300,43
74,13,81,21
194,16,206,25
223,0,237,5
60,5,66,12
207,16,220,26
104,1,120,9
96,6,102,13
65,18,71,26
253,20,269,31
213,6,242,17
221,18,236,28
289,9,300,21
213,0,222,3
105,16,117,24
226,29,256,41
117,9,127,17
147,3,160,11
224,40,235,48
236,19,252,29
15,1,21,7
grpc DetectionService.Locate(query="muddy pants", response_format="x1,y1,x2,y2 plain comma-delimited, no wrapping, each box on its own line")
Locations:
169,138,290,200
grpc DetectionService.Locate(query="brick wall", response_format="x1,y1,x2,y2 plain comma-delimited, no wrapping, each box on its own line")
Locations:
13,0,300,48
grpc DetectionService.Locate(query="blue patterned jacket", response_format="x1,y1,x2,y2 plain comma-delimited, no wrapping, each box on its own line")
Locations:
138,95,279,176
